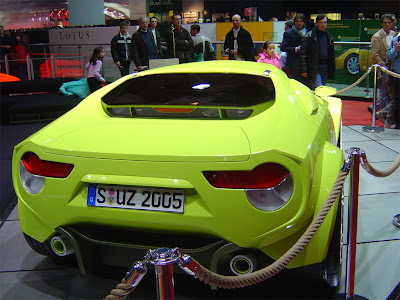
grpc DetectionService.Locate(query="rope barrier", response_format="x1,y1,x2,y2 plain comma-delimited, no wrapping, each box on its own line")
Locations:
104,278,135,300
334,66,373,95
380,67,400,79
333,64,400,95
102,168,349,298
361,152,400,177
193,170,348,289
103,149,400,297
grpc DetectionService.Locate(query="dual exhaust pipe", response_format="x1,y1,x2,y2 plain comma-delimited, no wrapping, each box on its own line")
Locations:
49,235,257,276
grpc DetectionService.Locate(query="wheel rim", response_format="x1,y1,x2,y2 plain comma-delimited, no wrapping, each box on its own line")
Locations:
347,57,359,75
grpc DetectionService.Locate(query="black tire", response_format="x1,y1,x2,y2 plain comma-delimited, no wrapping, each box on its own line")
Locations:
344,54,359,75
322,198,343,288
23,233,57,257
290,196,342,288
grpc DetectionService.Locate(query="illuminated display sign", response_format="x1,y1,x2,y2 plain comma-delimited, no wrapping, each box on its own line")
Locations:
50,10,69,21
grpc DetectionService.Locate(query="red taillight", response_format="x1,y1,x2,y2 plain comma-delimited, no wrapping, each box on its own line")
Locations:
203,163,290,189
21,152,74,178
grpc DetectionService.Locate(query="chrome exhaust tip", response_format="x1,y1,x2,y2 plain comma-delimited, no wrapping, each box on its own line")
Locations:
229,254,256,276
50,235,75,256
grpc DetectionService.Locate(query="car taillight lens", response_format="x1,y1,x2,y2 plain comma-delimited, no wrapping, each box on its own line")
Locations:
21,152,74,178
203,163,289,189
203,163,293,211
19,152,74,194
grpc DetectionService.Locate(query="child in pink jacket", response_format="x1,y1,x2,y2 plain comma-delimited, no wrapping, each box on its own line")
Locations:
257,41,281,69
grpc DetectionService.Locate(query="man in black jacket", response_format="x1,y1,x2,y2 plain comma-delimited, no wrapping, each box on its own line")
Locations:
111,21,132,76
131,16,160,71
149,16,162,58
299,14,335,90
280,13,308,84
166,14,193,63
224,14,254,61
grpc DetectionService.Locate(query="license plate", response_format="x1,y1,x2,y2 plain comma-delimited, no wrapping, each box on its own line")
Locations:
87,184,185,213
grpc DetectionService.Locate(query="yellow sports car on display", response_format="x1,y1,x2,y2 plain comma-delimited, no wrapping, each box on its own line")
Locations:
13,61,343,286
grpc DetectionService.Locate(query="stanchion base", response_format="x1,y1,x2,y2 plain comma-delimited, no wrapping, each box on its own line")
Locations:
336,293,369,300
393,214,400,228
362,126,384,133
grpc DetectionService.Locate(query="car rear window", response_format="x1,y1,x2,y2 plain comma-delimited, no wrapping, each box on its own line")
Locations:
102,73,275,107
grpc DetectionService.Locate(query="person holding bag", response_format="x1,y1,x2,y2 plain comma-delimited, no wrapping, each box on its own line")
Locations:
190,24,215,62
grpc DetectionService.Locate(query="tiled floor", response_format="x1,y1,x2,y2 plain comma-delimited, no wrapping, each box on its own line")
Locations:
0,125,399,299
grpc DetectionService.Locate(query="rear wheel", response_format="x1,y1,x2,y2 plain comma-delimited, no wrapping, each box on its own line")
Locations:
318,195,343,287
291,195,343,288
322,202,343,287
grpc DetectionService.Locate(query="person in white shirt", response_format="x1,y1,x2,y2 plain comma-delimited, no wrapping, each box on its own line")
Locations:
190,24,215,61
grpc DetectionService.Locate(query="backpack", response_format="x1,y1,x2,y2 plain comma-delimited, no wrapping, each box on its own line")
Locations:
193,36,206,62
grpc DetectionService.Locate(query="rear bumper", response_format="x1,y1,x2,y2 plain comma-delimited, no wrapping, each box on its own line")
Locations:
14,141,343,269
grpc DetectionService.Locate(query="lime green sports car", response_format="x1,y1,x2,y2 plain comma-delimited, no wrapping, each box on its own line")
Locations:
13,61,343,284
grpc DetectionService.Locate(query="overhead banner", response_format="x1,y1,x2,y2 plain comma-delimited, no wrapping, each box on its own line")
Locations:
328,19,380,85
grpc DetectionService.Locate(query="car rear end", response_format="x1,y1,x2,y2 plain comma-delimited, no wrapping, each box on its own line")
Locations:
13,61,343,274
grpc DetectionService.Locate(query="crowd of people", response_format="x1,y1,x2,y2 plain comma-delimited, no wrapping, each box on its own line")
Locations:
1,13,399,129
256,13,399,129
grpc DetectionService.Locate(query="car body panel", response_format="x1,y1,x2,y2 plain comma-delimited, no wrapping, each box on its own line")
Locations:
261,142,343,267
42,121,251,162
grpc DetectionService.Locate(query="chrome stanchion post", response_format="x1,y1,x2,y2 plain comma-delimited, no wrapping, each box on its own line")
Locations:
78,46,85,79
147,247,182,300
364,46,371,98
344,148,368,300
125,260,148,287
26,55,32,80
51,55,56,79
29,55,35,80
363,65,384,132
393,214,400,228
5,53,9,74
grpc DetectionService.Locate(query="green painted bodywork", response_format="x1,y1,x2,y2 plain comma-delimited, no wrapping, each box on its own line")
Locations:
12,61,343,268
